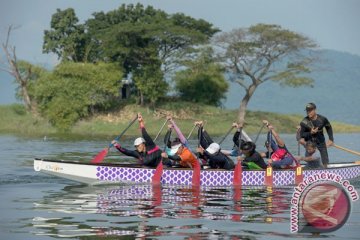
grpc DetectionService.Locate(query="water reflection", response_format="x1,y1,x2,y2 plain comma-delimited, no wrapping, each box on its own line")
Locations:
31,184,294,238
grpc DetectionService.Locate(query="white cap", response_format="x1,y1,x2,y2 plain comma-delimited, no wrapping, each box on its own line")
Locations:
169,143,182,155
206,143,220,154
134,137,145,146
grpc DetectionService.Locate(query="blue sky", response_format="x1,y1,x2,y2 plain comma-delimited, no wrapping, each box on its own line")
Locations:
1,0,360,103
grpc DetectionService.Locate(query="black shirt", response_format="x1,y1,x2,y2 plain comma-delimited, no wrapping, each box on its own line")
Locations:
300,114,334,144
197,127,235,170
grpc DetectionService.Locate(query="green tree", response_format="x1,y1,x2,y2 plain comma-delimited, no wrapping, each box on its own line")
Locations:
86,4,218,72
34,62,123,130
85,3,218,105
213,24,318,124
43,8,88,62
151,12,219,73
133,62,168,106
174,48,228,106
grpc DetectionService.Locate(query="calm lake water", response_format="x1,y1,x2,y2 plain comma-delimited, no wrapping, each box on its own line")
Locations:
0,133,359,239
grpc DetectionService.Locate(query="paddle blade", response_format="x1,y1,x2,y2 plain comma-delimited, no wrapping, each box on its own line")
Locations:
91,148,108,164
192,161,201,186
233,186,242,214
233,161,243,186
152,161,163,185
264,166,273,186
151,184,163,206
151,184,163,217
295,166,303,185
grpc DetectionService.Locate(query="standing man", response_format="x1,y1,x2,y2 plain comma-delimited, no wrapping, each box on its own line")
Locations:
299,103,334,168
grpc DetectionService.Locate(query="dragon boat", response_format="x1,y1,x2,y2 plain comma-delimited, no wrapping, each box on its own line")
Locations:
34,158,360,186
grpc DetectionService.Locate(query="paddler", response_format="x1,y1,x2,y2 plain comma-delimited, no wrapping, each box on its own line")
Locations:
261,120,296,169
195,121,235,170
112,113,165,167
161,116,200,168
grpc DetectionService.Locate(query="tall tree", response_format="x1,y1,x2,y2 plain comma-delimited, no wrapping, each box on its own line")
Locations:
85,3,219,104
0,25,39,114
174,47,228,106
213,24,318,125
153,12,219,74
43,8,88,62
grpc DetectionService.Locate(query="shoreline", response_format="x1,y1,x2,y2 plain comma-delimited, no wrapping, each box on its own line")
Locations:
1,103,360,139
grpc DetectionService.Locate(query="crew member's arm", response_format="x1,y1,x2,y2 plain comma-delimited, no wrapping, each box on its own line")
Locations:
112,141,141,158
263,120,285,147
324,117,334,146
232,123,241,147
169,118,188,147
164,127,172,148
196,123,213,149
138,114,157,150
297,153,320,162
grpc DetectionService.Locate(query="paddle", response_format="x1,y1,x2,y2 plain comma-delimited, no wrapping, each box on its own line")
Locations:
91,115,138,163
296,126,301,155
233,126,243,186
333,144,360,157
187,124,197,139
290,141,304,185
284,141,304,185
219,125,235,145
191,123,205,186
153,119,168,142
191,123,203,186
254,123,266,144
152,161,163,185
151,184,164,217
192,160,201,186
152,120,170,185
264,130,273,186
233,161,243,186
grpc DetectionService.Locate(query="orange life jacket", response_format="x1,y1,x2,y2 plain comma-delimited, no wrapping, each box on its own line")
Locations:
178,147,198,168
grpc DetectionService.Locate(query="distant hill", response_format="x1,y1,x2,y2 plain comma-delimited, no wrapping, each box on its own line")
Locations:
223,50,360,125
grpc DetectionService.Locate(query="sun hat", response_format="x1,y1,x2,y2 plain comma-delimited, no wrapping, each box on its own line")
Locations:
134,137,145,146
206,143,220,154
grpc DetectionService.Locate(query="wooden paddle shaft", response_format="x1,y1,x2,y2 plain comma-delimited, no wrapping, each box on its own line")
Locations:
333,144,360,157
187,124,196,139
154,119,168,141
219,126,234,144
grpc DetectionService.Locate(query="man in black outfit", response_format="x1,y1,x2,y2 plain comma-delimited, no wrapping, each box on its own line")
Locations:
299,103,334,168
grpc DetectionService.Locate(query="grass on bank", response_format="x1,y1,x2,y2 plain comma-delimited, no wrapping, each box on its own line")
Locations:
0,104,56,136
1,103,360,139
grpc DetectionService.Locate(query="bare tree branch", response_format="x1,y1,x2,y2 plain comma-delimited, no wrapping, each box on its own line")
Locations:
1,25,37,114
